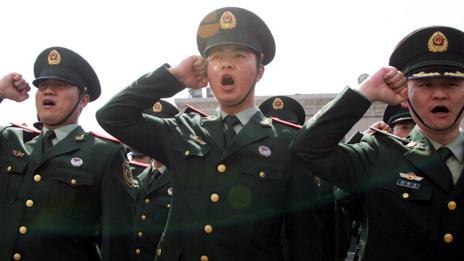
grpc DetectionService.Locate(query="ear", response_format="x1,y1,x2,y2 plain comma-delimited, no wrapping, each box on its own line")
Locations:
256,64,265,82
80,94,90,108
401,100,409,109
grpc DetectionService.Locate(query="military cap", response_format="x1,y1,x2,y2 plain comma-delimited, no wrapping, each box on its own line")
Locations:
33,46,101,101
197,7,275,65
389,26,464,79
143,100,179,118
259,96,306,125
383,104,412,127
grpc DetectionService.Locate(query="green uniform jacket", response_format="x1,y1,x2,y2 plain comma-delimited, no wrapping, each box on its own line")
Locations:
97,65,322,261
0,125,135,261
290,88,464,261
133,164,172,261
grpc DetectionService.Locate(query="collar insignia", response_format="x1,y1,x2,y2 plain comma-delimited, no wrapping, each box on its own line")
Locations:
13,150,25,157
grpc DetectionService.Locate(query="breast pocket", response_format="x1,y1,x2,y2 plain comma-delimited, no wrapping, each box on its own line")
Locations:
380,179,433,238
47,168,96,217
172,142,211,190
237,160,287,209
0,159,29,204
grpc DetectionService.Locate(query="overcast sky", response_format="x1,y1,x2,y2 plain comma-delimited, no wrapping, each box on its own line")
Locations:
1,0,463,133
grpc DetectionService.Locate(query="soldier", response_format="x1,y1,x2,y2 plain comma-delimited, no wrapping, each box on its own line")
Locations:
291,26,464,260
132,100,177,261
97,6,321,261
335,104,416,260
260,96,331,260
0,47,134,261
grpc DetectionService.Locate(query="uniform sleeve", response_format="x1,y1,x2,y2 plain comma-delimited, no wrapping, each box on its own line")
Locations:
96,65,185,166
100,145,135,261
285,163,323,261
289,87,377,191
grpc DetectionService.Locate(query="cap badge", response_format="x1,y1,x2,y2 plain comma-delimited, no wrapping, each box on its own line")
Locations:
220,11,237,30
48,49,62,65
70,157,83,167
153,101,163,113
428,31,448,53
272,97,284,110
258,145,271,157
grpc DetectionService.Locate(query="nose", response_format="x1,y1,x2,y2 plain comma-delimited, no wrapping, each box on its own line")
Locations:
221,58,234,70
432,85,448,100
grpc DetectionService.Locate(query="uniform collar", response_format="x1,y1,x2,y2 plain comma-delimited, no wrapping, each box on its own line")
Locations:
43,124,80,144
217,106,259,126
421,129,464,164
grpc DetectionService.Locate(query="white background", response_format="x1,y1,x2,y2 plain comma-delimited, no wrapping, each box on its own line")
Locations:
1,0,462,133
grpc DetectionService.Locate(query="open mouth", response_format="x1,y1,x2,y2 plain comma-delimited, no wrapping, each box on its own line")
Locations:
222,75,235,86
431,106,449,113
43,99,56,107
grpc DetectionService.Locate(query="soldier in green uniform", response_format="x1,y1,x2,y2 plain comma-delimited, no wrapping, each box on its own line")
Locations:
260,96,332,261
291,26,464,260
0,46,134,261
132,100,177,261
97,6,321,261
335,105,416,261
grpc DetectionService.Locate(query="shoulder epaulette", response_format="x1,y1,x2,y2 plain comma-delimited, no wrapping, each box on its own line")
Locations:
270,117,302,129
90,131,120,143
10,122,41,134
369,126,408,143
129,160,149,168
185,104,210,117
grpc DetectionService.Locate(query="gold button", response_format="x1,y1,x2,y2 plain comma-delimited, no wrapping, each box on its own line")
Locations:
185,150,190,156
137,231,143,237
141,214,147,221
19,226,27,234
259,171,266,178
402,192,409,199
156,248,162,256
217,164,226,173
444,233,453,243
135,249,141,255
70,179,77,185
200,255,209,261
33,174,42,182
210,193,220,203
166,203,171,208
25,200,34,208
204,225,213,234
144,198,151,204
7,166,12,172
448,201,457,210
13,253,21,261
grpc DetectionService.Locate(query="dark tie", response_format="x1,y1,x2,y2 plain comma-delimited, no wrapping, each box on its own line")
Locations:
437,147,452,163
223,115,239,148
437,146,454,183
42,130,56,153
149,169,161,187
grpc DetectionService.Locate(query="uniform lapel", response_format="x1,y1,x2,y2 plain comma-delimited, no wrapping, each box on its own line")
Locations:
198,114,226,151
136,166,152,197
148,169,171,195
403,129,453,193
222,112,271,159
37,127,85,167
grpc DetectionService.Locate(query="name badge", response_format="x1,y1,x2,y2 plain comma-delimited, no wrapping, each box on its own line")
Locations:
396,179,420,190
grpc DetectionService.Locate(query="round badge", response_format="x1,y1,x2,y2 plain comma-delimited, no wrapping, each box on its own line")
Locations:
258,145,271,157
